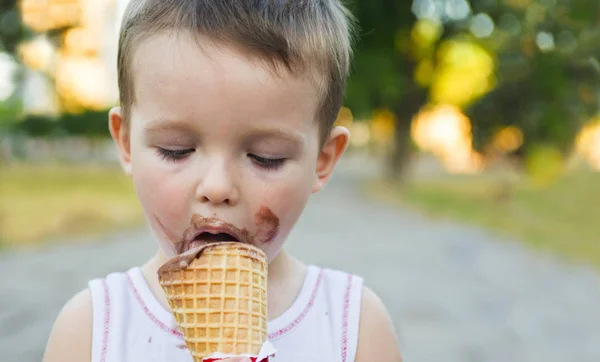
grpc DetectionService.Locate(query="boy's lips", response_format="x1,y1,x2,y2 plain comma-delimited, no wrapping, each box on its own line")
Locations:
179,217,251,254
154,207,279,256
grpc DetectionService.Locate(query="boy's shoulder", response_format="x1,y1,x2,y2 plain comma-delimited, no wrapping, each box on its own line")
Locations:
316,266,403,361
43,288,93,362
312,265,364,301
354,285,403,362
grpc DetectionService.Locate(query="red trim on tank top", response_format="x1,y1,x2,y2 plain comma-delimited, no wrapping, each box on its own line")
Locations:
341,274,353,362
100,280,111,362
268,268,324,341
126,274,184,338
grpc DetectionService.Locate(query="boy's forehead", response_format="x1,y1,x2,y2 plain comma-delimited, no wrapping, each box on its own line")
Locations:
129,32,322,132
130,31,324,99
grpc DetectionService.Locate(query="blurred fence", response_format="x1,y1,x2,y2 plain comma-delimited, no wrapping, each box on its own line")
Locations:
0,135,116,164
0,108,116,164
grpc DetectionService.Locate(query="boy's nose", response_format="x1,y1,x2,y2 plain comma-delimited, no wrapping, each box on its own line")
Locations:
195,162,239,205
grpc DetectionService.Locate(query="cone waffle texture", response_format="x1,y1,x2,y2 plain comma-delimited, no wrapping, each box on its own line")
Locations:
158,242,268,361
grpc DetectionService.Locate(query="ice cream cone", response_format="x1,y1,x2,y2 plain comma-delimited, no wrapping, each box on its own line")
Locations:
158,242,268,361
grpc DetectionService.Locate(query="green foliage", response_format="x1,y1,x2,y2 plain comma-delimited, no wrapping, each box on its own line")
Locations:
466,0,600,154
0,1,29,53
525,144,564,186
344,0,600,168
0,99,21,131
345,0,419,115
10,109,110,138
346,49,405,118
345,0,431,178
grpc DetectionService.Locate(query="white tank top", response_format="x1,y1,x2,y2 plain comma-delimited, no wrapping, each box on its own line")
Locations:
88,265,363,362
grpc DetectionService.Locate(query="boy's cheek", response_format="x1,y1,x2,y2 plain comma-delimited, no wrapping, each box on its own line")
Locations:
132,159,190,254
135,171,186,218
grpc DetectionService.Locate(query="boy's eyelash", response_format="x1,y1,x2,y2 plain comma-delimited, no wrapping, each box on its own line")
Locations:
248,154,286,170
157,148,195,161
155,149,284,168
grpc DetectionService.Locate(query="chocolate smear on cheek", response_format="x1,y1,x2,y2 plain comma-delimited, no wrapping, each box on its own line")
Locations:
253,206,280,243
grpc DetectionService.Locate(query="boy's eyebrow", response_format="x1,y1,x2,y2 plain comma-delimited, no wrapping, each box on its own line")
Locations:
144,120,307,145
245,128,307,145
144,120,193,133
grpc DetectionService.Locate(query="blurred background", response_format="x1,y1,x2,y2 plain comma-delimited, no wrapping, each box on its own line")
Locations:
1,0,600,361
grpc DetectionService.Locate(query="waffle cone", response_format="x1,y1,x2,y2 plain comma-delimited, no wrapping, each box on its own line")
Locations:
158,242,268,361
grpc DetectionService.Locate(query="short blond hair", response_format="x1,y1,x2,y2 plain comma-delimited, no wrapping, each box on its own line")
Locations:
117,0,356,143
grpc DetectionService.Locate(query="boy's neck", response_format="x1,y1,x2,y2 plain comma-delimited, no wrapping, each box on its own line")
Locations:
140,246,307,321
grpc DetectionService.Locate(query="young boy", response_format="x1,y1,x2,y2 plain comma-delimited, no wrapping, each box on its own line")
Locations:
43,1,402,361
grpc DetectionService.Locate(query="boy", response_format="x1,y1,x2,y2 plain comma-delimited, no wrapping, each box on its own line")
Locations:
44,1,402,361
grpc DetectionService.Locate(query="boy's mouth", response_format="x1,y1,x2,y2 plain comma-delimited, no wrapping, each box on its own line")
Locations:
194,232,239,243
179,219,251,254
185,231,240,253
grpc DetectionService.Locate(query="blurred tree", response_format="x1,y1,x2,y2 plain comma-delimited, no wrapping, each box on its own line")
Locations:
0,0,93,129
346,0,600,179
345,0,462,180
466,0,600,157
0,1,26,132
0,0,27,54
346,0,470,180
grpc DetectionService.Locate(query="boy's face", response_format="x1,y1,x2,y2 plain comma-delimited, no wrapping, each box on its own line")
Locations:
109,32,349,262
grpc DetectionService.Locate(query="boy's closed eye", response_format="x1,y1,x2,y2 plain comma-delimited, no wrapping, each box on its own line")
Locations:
156,147,195,161
247,154,286,170
156,147,287,170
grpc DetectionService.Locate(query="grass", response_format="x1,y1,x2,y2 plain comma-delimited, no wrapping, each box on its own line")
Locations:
0,164,145,248
368,170,600,269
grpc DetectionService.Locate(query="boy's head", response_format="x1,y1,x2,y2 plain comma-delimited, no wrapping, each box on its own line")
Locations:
109,0,356,262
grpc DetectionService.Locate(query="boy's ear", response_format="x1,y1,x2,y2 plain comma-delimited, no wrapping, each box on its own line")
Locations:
313,126,350,193
108,107,132,176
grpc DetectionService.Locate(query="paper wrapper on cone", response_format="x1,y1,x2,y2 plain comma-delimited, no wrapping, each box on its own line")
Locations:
201,340,277,362
158,242,275,361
